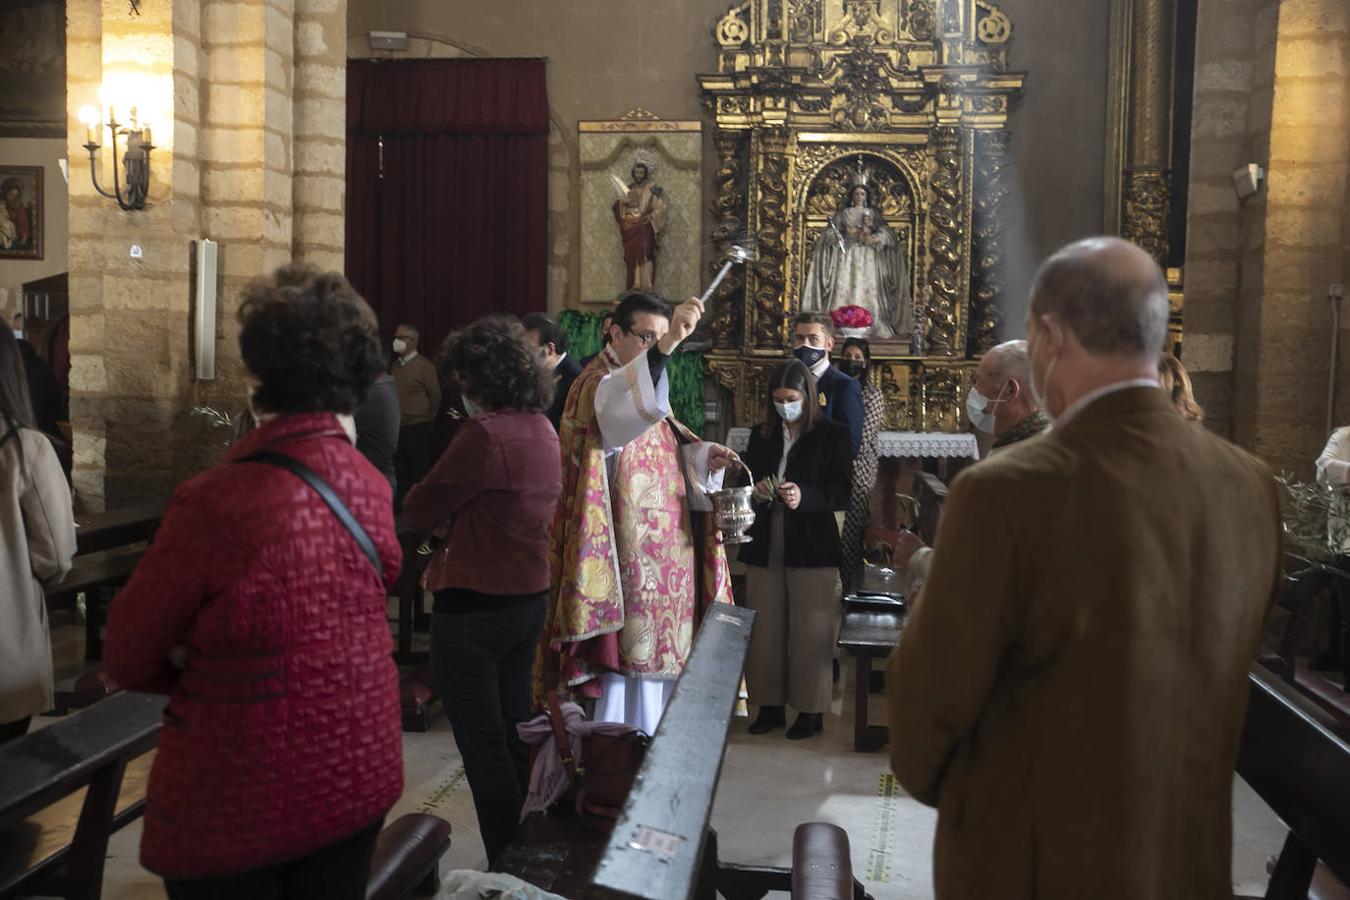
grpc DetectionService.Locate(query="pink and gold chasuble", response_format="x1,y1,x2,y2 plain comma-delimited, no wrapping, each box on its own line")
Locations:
534,347,733,706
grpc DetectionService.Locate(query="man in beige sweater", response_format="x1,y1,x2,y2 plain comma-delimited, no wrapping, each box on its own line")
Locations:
392,323,441,506
887,237,1282,900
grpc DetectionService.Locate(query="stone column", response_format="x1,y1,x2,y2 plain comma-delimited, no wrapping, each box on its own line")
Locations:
293,0,347,272
1181,0,1263,439
67,0,203,509
67,0,349,507
1121,0,1176,266
1234,0,1350,474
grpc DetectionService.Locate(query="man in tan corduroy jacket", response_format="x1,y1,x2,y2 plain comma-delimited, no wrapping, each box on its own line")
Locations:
887,237,1282,900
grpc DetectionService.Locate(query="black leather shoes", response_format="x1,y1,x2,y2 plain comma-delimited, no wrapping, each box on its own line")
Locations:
786,713,823,740
748,705,786,734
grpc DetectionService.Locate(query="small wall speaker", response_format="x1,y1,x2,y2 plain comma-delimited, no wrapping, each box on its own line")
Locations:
194,239,218,381
1232,163,1265,200
369,31,409,51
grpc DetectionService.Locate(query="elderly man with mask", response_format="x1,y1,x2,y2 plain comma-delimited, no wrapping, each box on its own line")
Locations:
966,339,1050,453
898,340,1049,581
886,237,1282,900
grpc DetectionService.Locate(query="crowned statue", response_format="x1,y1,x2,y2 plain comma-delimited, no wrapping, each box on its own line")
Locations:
800,168,912,339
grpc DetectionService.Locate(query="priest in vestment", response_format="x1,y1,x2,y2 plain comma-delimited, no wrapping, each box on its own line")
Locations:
535,291,737,734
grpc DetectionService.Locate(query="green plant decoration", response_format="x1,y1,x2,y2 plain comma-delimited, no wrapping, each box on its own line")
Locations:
558,309,705,436
1276,472,1350,579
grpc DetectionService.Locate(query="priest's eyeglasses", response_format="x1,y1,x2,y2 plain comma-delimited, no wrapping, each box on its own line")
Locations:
624,327,659,348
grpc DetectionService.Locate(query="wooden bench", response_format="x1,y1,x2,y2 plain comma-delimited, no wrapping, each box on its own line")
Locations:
74,501,164,556
912,472,947,548
46,548,145,661
42,501,165,663
0,691,166,900
0,691,451,900
1257,571,1350,731
1236,666,1350,899
838,594,905,753
499,605,873,899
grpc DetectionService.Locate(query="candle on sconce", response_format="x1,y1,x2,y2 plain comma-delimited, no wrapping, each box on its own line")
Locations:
77,106,100,146
142,126,152,146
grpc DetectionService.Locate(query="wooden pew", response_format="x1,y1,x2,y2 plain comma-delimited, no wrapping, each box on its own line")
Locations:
0,691,452,900
499,605,872,899
74,501,164,556
912,472,947,548
45,548,145,662
1236,666,1350,899
43,501,166,663
497,605,757,897
838,595,905,753
0,691,165,900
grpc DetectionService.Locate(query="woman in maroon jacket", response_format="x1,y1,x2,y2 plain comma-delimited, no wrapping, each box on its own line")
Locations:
403,315,560,866
103,265,403,899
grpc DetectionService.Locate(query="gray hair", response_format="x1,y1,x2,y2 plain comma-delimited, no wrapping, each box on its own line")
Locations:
1028,237,1168,356
988,339,1030,386
396,324,419,340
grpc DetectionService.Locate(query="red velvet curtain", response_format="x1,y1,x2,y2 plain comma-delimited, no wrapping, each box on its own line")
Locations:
345,59,549,353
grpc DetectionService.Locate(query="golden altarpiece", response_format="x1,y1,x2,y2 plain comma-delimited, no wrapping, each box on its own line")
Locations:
698,0,1024,432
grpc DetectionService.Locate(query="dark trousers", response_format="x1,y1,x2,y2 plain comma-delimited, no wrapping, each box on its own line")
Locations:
163,818,382,900
430,591,547,867
0,716,31,746
394,421,434,508
1335,557,1350,690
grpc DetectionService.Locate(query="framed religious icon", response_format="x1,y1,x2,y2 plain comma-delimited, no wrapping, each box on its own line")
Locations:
578,109,702,305
0,166,43,260
0,0,66,137
796,152,919,353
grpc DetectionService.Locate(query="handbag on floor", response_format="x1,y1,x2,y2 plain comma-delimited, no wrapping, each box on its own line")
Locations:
543,692,648,828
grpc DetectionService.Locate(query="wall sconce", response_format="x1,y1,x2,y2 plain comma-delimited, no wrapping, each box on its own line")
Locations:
78,105,154,210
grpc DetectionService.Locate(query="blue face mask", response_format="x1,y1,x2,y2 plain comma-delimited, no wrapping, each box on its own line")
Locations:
463,397,483,418
793,345,826,369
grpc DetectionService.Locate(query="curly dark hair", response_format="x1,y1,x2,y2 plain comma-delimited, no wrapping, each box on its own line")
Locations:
238,264,383,415
439,315,553,414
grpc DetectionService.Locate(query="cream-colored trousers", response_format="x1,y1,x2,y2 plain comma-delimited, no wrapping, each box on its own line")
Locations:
743,510,840,714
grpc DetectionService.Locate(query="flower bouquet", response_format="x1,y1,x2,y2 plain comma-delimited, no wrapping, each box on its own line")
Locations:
830,305,873,339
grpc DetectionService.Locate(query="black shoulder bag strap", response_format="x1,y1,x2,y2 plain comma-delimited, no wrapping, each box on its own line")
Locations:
239,450,383,581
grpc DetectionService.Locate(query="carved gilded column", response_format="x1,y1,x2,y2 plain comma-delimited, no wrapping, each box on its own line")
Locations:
1119,0,1174,265
751,126,791,350
925,126,962,355
708,129,748,350
970,130,1010,354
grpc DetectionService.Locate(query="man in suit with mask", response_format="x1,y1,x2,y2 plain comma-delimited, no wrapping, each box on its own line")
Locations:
790,311,863,458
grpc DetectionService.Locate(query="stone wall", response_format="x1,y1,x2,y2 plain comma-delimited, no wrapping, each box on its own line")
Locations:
68,0,348,510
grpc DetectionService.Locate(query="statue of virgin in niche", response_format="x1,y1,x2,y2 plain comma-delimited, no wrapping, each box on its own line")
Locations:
800,181,912,339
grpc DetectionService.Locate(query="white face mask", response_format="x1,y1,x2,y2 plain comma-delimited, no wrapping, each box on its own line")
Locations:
392,338,408,355
462,396,483,418
966,382,1009,434
775,400,804,423
12,330,22,341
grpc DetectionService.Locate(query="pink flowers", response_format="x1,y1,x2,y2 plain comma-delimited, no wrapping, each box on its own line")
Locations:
830,305,874,329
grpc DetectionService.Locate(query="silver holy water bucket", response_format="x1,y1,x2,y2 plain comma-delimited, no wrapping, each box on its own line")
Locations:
711,461,756,545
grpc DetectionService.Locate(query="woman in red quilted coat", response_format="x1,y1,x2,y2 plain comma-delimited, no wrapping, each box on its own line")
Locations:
103,265,403,899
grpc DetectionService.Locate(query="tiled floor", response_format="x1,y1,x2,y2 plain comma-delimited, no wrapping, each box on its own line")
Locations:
41,618,1287,899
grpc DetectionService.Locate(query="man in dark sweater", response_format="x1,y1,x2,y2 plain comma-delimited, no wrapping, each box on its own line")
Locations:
354,369,400,493
522,313,582,431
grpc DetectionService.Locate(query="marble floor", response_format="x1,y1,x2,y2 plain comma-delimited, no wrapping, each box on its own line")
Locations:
39,617,1288,899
